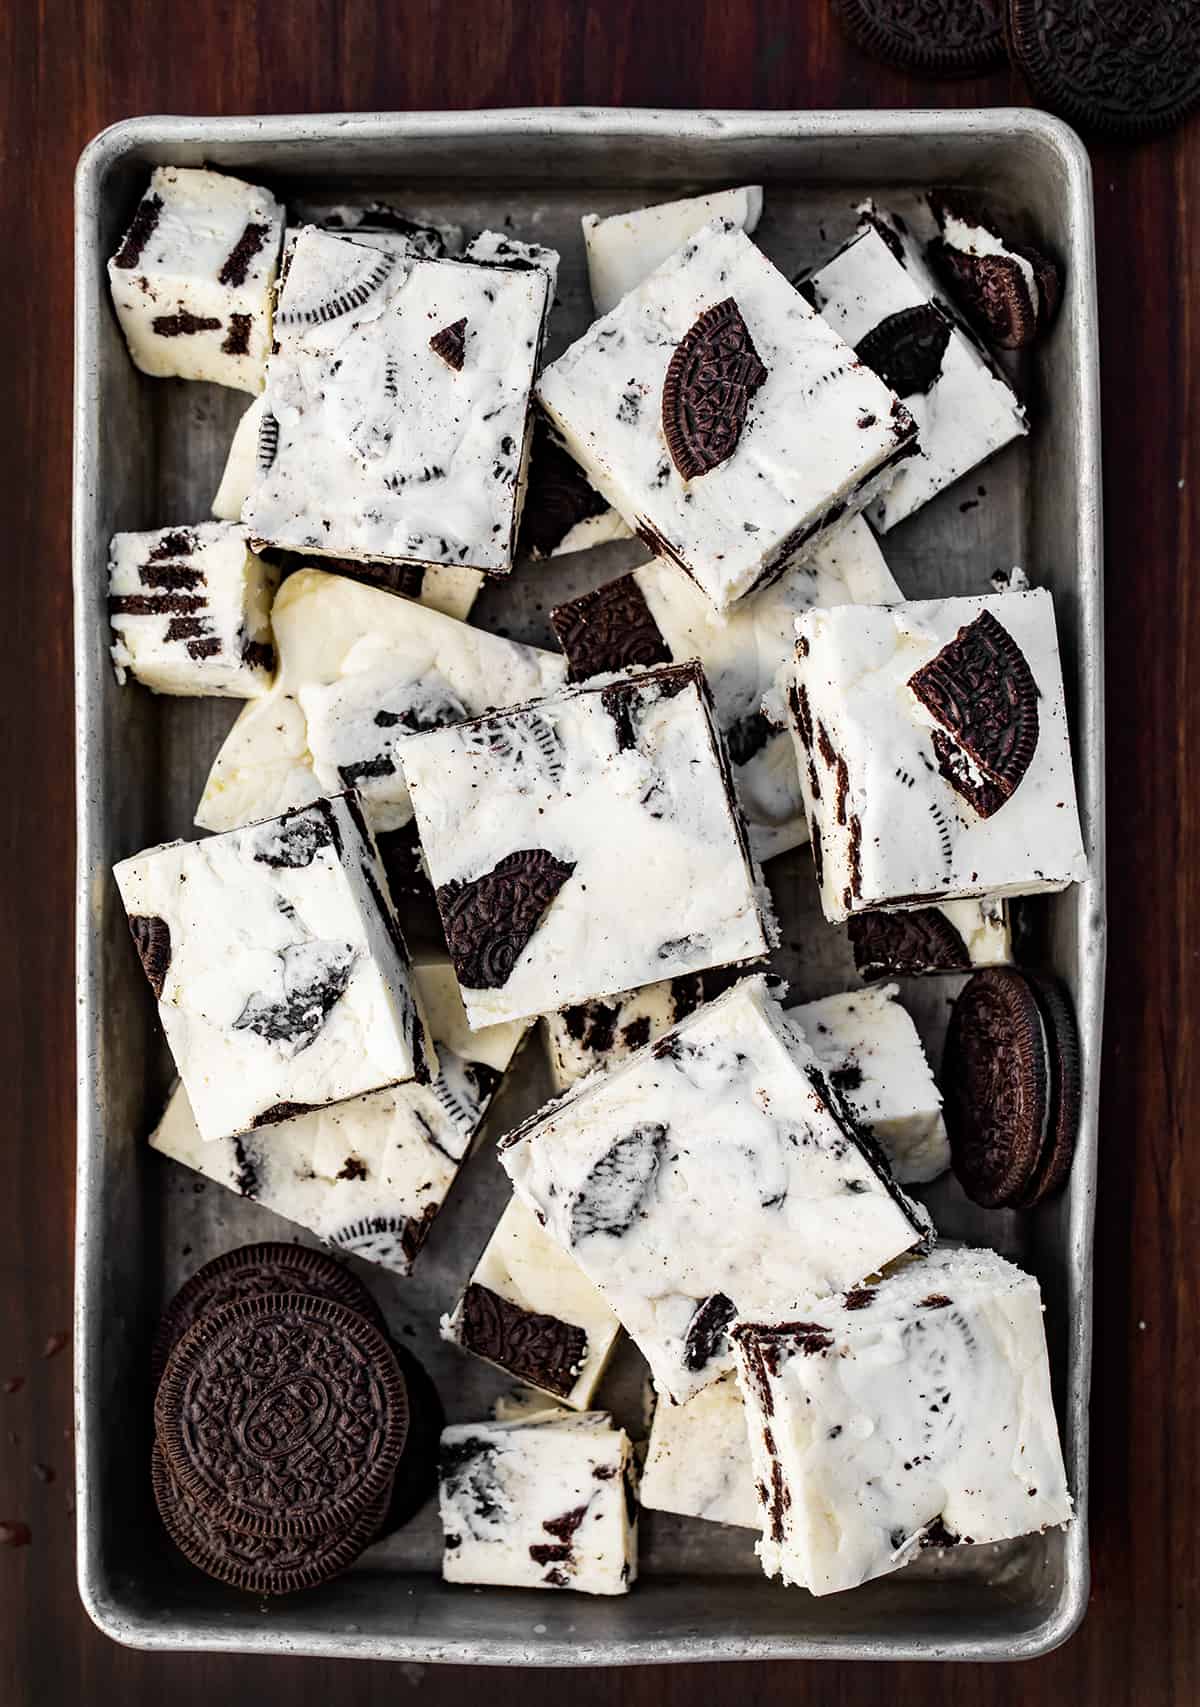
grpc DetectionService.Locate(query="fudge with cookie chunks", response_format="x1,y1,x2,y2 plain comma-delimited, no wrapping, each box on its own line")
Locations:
640,1372,760,1530
442,1194,622,1408
289,198,465,258
786,589,1088,923
804,201,1027,533
108,522,278,697
927,192,1062,351
500,976,931,1406
439,1412,638,1594
244,228,551,575
848,895,1011,980
400,661,774,1029
107,166,284,393
537,218,917,613
195,567,565,838
150,958,529,1276
114,794,434,1143
582,185,763,316
551,515,901,861
731,1246,1073,1597
517,417,632,560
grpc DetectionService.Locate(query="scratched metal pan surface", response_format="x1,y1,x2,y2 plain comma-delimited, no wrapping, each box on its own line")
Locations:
72,109,1104,1665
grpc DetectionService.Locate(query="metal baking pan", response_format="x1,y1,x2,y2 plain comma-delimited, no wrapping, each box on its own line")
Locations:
73,108,1104,1664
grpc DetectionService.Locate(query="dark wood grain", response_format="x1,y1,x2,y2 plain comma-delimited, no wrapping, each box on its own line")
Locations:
0,1,1195,1701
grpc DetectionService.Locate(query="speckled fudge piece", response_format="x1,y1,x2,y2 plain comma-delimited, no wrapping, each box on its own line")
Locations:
243,228,551,574
786,589,1088,922
107,166,284,392
401,661,774,1029
195,567,565,837
537,218,917,611
114,794,433,1142
442,1194,622,1409
551,516,901,860
732,1247,1072,1597
108,522,278,697
439,1412,638,1594
500,976,931,1405
582,186,763,316
149,958,529,1275
639,1373,760,1530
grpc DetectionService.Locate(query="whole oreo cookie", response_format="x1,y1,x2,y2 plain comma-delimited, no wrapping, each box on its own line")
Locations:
1008,0,1200,138
155,1292,408,1539
832,0,1007,77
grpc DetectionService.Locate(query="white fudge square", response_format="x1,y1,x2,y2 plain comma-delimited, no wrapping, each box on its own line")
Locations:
787,589,1088,922
439,1412,637,1594
500,977,931,1405
108,522,278,698
640,1373,760,1530
551,516,901,859
731,1246,1073,1597
806,204,1027,533
442,1194,622,1409
244,228,550,574
149,958,529,1275
114,794,433,1142
195,568,565,836
848,894,1012,981
582,186,763,316
537,219,917,612
401,661,774,1029
107,166,284,393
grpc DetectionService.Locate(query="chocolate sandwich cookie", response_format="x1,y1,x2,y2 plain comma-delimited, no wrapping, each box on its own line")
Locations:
1008,0,1200,138
832,0,1007,77
927,192,1062,351
942,967,1080,1208
156,1291,408,1539
376,1341,446,1535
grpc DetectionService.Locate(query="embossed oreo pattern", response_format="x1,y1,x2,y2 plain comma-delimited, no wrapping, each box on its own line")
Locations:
848,908,971,980
549,575,672,681
437,849,576,991
832,0,1005,75
459,1283,588,1399
662,298,767,480
855,304,951,398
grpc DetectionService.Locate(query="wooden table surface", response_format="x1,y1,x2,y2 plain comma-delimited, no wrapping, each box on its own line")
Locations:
2,1,1196,1701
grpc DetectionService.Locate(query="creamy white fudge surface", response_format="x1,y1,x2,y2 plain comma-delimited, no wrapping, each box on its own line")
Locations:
401,661,774,1029
582,186,763,316
551,516,901,861
537,219,916,612
848,894,1012,981
107,167,284,393
806,204,1027,533
195,568,565,836
149,957,528,1274
732,1246,1073,1597
640,1374,760,1530
788,589,1088,922
439,1412,638,1594
114,794,433,1142
243,228,550,574
442,1194,622,1409
211,396,266,522
108,522,278,698
500,977,931,1405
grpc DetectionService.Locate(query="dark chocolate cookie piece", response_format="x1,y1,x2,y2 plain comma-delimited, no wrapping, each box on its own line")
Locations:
848,907,972,980
459,1282,588,1398
437,849,576,991
518,418,611,559
155,1292,408,1540
568,1123,667,1244
855,304,952,399
549,574,673,681
430,317,467,371
377,1340,446,1534
1012,973,1081,1207
1008,0,1200,138
832,0,1006,76
683,1293,737,1372
662,298,768,480
127,914,171,999
928,192,1062,350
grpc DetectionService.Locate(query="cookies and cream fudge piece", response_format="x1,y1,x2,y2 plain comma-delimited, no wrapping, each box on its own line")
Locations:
731,1246,1072,1597
439,1412,637,1594
442,1194,622,1409
848,895,1011,980
582,186,763,316
149,957,529,1275
500,976,931,1405
114,794,433,1143
108,522,278,697
517,418,632,561
401,661,774,1029
195,567,565,836
537,218,917,612
639,1373,760,1530
788,589,1088,923
243,229,550,574
107,167,284,393
927,192,1061,351
542,970,725,1090
290,198,465,257
804,202,1027,533
463,230,561,295
551,516,901,860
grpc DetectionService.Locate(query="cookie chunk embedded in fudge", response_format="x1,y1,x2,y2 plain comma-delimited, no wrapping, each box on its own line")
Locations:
439,1412,637,1594
640,1372,760,1530
847,895,1011,980
115,794,434,1142
927,192,1062,351
731,1246,1072,1597
581,185,762,316
537,218,917,612
107,167,284,393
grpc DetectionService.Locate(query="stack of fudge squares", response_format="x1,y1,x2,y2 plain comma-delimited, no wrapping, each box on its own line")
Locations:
107,166,1084,1600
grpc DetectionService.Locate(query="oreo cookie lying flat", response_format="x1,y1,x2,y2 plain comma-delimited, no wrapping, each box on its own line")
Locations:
832,0,1007,77
942,967,1080,1208
1008,0,1200,138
